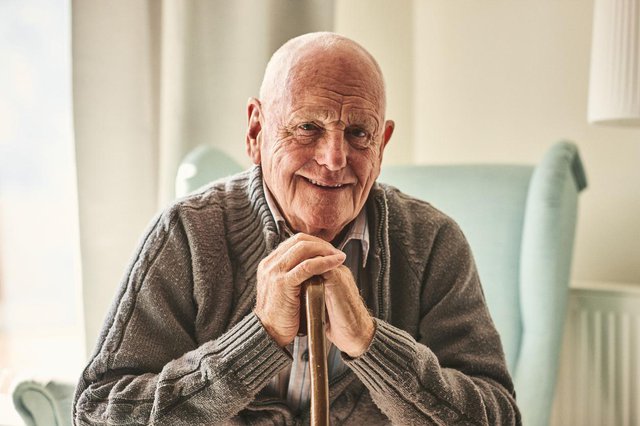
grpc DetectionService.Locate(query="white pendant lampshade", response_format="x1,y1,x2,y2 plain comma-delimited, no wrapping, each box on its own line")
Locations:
588,0,640,126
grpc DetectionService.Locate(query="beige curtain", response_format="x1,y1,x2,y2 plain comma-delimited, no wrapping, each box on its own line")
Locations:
72,0,334,356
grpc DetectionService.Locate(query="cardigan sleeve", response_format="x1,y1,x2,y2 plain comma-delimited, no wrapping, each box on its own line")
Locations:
345,221,521,425
72,208,291,425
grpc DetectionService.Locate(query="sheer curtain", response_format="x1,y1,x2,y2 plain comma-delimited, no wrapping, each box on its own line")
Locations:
0,2,82,411
72,0,334,356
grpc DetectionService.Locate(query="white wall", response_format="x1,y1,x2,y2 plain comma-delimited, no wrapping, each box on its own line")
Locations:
336,0,640,285
335,0,415,165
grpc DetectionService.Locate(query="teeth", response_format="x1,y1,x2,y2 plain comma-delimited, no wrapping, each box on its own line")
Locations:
309,178,344,188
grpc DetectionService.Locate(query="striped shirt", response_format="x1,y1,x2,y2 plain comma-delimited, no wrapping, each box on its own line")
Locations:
261,183,370,414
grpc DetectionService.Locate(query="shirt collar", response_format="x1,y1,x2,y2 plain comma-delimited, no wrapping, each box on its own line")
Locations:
262,180,369,267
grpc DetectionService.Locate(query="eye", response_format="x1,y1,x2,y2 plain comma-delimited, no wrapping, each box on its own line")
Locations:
293,122,323,144
298,123,320,132
347,127,367,138
345,126,371,148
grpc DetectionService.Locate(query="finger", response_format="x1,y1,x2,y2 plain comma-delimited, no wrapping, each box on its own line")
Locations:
262,233,332,268
287,252,346,284
271,232,325,254
280,240,342,271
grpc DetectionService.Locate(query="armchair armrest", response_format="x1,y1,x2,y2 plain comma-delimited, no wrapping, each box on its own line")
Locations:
12,379,75,426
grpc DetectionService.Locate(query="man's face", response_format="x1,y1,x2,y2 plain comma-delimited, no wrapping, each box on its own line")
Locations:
248,51,393,242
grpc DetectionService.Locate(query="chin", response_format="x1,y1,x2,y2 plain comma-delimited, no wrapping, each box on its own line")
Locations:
299,212,350,237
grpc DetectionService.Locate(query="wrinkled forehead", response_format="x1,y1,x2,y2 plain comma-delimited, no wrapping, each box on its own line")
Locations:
280,52,384,117
291,52,379,90
262,42,386,118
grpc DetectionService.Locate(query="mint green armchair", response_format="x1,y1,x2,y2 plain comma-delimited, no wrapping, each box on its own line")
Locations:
378,141,587,426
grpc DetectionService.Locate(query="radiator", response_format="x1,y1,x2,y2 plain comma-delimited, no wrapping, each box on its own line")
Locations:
551,282,640,426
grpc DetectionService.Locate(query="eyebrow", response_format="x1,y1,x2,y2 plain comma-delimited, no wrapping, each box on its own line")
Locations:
345,112,377,128
288,108,378,128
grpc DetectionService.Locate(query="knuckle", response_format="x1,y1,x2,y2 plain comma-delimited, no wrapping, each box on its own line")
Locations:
299,261,312,275
296,241,315,255
289,264,309,283
291,233,306,243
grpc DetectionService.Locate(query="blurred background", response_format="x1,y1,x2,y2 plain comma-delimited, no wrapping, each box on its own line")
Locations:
1,0,638,424
0,0,83,409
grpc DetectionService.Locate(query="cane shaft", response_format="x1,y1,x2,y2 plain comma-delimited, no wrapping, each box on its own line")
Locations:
305,276,329,426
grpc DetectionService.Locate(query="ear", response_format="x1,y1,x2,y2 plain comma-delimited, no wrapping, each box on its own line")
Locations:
376,119,395,165
382,119,394,148
246,97,263,165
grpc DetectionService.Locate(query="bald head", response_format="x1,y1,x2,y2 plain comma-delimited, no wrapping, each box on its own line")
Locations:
259,32,386,115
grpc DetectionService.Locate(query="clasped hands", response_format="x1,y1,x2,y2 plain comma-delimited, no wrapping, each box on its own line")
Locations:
254,233,375,358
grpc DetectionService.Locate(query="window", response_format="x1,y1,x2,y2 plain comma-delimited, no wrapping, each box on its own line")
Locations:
0,0,82,419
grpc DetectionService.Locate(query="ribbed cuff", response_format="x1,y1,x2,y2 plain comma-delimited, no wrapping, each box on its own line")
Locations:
217,312,292,393
343,319,418,393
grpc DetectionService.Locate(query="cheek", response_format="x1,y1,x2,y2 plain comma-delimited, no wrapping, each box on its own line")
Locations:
269,143,312,185
274,139,315,166
352,148,383,181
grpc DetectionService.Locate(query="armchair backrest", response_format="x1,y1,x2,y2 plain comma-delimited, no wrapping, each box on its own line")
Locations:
379,141,587,426
175,145,244,198
381,163,532,370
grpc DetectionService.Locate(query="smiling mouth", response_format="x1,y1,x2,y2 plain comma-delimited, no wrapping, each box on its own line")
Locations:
304,177,347,189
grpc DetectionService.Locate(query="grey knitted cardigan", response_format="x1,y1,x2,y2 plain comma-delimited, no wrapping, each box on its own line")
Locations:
74,167,520,425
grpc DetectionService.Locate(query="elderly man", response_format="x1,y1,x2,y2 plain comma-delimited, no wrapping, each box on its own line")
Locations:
74,33,520,425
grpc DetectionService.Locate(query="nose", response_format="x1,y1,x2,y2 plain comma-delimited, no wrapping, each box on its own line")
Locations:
315,130,347,171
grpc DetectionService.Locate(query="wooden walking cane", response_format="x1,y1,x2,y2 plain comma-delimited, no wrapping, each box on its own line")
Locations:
304,275,330,426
